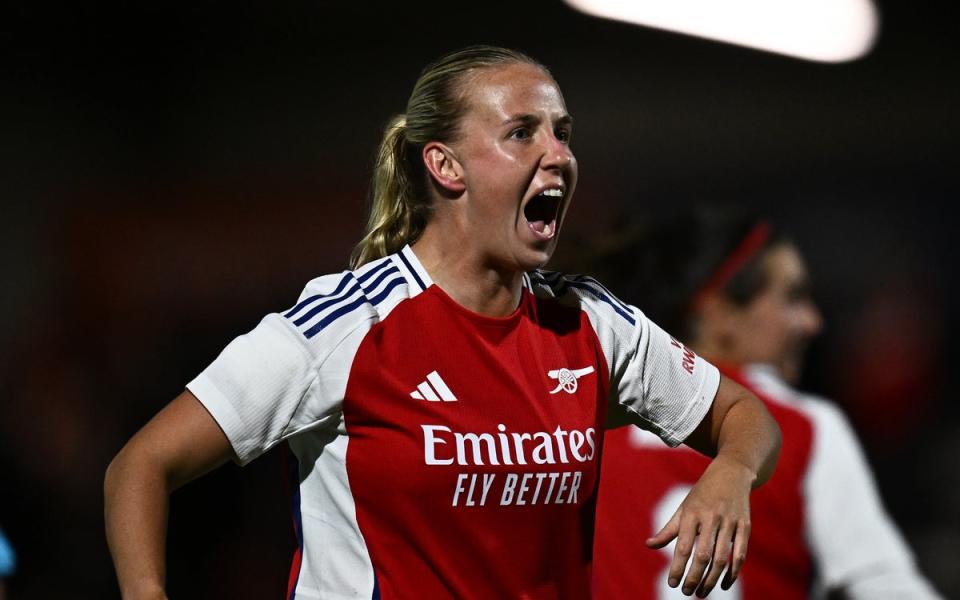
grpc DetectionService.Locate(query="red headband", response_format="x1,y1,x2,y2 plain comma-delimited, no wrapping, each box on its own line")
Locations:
691,221,772,310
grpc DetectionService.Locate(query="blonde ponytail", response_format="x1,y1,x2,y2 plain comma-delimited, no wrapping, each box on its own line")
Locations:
350,46,547,268
349,116,431,268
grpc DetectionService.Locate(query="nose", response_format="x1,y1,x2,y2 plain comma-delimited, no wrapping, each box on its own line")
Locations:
799,300,824,336
540,133,575,171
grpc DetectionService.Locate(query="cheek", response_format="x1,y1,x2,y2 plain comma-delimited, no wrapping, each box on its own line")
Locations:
472,156,525,194
743,306,791,353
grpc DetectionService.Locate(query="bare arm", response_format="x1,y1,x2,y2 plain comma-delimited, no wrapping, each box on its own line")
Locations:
647,376,781,597
104,390,234,600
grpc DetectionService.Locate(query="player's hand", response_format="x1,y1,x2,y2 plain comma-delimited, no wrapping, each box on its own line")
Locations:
645,455,754,597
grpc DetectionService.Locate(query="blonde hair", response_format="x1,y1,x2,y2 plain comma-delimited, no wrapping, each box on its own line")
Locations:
350,45,547,268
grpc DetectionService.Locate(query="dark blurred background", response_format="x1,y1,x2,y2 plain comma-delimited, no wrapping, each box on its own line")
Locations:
1,1,958,597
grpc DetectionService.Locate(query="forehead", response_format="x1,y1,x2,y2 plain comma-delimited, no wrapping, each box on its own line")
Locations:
460,63,568,122
764,244,808,285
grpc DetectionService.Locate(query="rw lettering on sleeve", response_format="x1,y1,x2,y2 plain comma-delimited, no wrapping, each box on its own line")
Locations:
670,337,697,375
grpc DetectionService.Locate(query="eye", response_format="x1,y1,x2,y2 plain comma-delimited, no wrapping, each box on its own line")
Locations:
786,281,813,303
509,127,532,141
555,127,572,143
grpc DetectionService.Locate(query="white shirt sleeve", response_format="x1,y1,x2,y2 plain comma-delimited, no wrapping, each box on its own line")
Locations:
804,400,943,599
187,274,375,465
564,277,719,447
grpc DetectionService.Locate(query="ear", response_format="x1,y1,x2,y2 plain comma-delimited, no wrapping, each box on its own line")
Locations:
697,294,741,343
423,142,466,194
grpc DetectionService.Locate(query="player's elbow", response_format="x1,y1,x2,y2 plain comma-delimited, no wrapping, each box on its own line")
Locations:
104,441,138,504
104,437,168,503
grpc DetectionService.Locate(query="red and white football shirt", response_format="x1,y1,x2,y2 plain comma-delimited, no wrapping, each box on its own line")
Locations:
594,366,814,600
593,364,942,600
187,246,719,599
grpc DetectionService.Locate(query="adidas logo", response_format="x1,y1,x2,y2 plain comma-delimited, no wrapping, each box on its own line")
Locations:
410,370,458,402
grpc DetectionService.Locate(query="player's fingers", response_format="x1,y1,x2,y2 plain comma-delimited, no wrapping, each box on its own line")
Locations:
721,518,750,590
681,517,719,596
646,509,681,549
667,514,700,589
695,520,734,598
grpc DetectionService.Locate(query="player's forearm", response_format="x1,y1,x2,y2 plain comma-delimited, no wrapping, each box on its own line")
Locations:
104,443,171,600
715,391,781,488
105,392,234,598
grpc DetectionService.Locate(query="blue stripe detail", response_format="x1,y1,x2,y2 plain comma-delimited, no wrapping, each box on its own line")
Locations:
356,258,393,284
293,282,361,327
368,276,405,306
362,265,400,295
574,276,632,314
372,573,381,600
284,274,354,319
398,251,426,291
297,274,404,338
284,253,420,340
564,280,636,325
522,270,637,325
304,295,368,339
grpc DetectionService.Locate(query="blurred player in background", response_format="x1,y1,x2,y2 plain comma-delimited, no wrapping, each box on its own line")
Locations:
592,210,942,599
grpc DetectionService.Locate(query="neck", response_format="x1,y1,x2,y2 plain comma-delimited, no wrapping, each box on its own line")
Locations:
690,338,726,365
692,338,792,383
412,227,524,318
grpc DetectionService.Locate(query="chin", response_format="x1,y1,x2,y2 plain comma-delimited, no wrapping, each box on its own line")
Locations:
520,244,556,271
778,359,804,385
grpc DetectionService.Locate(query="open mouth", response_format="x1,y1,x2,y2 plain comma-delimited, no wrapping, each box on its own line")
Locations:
523,189,563,239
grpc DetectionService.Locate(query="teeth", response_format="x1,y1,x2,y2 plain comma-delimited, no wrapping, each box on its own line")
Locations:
541,189,563,197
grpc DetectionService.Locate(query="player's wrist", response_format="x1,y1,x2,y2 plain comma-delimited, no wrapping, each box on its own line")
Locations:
708,454,758,489
119,579,167,600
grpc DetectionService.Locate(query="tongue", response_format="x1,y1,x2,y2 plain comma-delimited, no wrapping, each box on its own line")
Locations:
528,219,554,237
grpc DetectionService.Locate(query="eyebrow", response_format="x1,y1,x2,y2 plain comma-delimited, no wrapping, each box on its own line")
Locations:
502,114,574,127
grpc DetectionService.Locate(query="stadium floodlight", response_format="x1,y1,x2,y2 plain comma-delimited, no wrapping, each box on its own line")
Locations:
563,0,880,63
